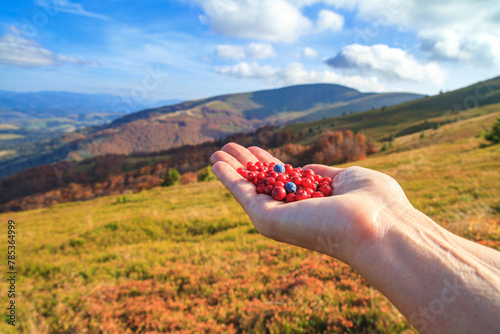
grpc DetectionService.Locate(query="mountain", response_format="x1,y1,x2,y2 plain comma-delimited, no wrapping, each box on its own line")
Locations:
0,84,422,177
73,83,422,153
0,84,422,178
1,76,500,211
0,90,164,117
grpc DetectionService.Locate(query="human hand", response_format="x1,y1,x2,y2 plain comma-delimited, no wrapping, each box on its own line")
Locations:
211,143,500,333
210,142,414,268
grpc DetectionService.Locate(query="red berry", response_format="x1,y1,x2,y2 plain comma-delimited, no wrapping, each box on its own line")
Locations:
285,193,296,203
284,164,293,174
303,169,315,177
306,175,315,182
289,171,299,178
246,172,255,182
255,161,263,168
250,165,258,172
302,178,313,189
256,183,266,194
270,172,278,179
320,185,332,196
272,186,286,201
291,176,303,186
253,178,259,186
257,172,266,180
277,174,287,183
323,177,332,185
266,177,276,186
295,189,308,201
274,181,285,188
265,184,273,195
247,162,254,169
312,191,324,198
314,175,323,182
237,168,247,178
263,162,269,167
305,187,314,195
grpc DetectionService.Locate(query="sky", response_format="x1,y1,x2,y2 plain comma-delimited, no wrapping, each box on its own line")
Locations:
0,0,499,102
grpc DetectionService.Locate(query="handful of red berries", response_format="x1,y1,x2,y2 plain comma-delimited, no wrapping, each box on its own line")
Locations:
237,162,333,203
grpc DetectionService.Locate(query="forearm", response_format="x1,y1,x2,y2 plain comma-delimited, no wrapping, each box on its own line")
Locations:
352,205,500,333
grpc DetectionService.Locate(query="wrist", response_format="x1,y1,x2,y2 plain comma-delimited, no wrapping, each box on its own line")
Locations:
351,204,500,333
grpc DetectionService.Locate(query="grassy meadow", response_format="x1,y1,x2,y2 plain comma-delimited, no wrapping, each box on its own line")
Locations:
1,110,499,333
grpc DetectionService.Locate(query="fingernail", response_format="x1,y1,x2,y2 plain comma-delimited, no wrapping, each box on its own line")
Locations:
210,152,218,164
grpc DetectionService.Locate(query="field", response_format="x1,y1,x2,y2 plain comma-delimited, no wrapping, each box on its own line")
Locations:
1,111,499,333
0,134,24,140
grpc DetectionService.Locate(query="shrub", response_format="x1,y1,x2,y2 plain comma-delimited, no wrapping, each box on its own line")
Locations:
198,166,217,182
484,117,500,144
162,168,180,186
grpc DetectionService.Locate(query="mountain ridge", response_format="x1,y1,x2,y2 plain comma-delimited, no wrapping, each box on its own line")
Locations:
0,83,424,178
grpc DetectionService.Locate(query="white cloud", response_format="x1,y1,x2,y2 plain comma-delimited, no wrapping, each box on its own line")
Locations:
216,45,245,60
216,43,276,60
205,0,500,66
215,61,385,91
0,27,98,67
36,0,110,20
294,0,500,67
324,44,444,84
419,30,500,67
303,47,318,58
195,0,312,42
246,43,276,59
316,9,344,32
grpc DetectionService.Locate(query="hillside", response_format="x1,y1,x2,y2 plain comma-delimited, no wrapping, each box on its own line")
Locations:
0,84,421,179
2,77,500,211
287,76,500,142
1,109,498,333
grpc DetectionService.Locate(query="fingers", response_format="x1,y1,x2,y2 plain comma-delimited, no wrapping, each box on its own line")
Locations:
211,161,257,207
221,143,259,167
211,161,278,217
247,146,284,165
303,164,344,180
210,150,244,170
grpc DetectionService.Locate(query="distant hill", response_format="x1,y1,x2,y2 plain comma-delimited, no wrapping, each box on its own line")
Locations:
0,91,182,164
0,90,171,117
0,84,422,178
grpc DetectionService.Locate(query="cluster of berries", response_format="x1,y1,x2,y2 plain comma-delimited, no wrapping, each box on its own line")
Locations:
237,161,333,203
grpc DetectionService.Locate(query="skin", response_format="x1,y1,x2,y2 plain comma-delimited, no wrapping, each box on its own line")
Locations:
210,142,500,334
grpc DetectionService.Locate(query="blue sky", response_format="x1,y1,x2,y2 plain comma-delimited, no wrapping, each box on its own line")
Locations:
0,0,499,102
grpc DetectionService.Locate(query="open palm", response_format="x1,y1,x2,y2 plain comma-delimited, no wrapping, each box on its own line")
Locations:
210,143,413,267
